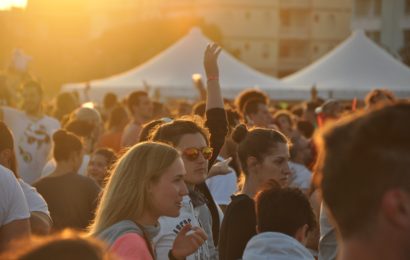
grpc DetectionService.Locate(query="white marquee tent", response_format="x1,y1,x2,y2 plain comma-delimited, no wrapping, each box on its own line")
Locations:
62,27,294,102
282,30,410,99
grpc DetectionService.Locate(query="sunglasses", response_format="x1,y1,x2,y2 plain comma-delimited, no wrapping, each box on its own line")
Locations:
182,147,213,161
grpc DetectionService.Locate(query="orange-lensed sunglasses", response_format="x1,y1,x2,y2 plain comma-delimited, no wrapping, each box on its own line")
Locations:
182,147,213,161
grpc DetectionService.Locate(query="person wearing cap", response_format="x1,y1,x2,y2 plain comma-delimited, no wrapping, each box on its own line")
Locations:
315,100,343,127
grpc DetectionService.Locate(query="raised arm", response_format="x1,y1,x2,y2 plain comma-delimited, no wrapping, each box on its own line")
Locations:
197,44,228,247
203,43,228,167
204,43,224,110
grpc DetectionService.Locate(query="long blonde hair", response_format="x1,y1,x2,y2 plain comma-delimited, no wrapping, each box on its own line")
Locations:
88,142,179,236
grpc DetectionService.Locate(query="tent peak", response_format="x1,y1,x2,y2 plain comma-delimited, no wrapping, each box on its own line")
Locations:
352,29,365,36
189,27,203,36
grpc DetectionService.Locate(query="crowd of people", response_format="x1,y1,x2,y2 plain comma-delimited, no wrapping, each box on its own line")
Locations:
0,43,409,260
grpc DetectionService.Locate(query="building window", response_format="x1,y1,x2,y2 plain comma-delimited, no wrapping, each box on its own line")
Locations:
280,10,290,27
262,43,270,59
262,52,270,59
314,14,320,23
366,30,381,43
374,0,382,16
403,30,410,43
406,0,410,15
279,44,290,58
328,14,335,24
355,0,371,17
244,42,251,51
232,48,242,59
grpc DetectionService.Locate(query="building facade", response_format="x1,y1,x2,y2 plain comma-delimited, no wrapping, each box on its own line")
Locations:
351,0,410,58
160,0,351,77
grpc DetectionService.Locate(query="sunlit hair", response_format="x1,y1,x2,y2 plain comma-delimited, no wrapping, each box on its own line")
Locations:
139,119,168,143
88,142,179,236
150,117,210,147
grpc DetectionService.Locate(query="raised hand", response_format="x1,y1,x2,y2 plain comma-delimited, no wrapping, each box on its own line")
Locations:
192,74,206,101
204,43,222,79
208,157,233,178
171,224,208,260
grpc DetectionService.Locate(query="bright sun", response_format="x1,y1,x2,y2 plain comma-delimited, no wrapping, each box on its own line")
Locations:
0,0,27,10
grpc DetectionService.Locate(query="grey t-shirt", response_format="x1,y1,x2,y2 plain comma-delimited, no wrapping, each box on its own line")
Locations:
318,203,338,260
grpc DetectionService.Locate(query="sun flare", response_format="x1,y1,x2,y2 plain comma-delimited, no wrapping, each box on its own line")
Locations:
0,0,27,10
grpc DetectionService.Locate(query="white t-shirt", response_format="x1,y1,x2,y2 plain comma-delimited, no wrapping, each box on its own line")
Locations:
2,107,60,184
288,161,312,192
18,179,50,216
206,157,238,206
41,154,90,178
0,165,30,226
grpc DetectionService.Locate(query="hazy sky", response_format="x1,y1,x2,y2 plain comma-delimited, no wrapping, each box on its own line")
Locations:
0,0,27,10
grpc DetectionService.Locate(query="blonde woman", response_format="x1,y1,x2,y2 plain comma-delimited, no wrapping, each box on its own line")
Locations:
89,142,207,260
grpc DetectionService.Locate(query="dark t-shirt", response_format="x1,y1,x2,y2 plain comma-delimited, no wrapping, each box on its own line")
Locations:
34,173,100,231
219,194,256,260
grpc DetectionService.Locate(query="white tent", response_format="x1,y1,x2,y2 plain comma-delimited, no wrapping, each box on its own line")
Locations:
62,27,293,102
282,30,410,99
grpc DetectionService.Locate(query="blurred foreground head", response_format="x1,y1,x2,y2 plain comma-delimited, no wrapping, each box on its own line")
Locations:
316,103,410,258
72,107,103,126
0,229,115,260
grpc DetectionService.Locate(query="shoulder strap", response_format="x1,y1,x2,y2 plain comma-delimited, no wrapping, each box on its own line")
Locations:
134,221,155,259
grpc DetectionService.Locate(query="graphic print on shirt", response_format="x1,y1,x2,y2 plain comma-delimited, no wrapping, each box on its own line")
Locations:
171,217,208,260
172,218,192,234
18,122,51,163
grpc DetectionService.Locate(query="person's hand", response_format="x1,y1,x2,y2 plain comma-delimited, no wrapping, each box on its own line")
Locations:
192,74,206,101
171,224,208,260
143,80,151,93
208,157,232,178
204,43,222,79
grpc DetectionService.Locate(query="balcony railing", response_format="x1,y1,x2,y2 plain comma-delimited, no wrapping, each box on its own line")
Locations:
279,26,309,39
279,0,310,9
278,57,309,70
